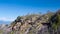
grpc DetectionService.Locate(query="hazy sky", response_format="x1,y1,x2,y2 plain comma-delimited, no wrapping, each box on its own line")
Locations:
0,0,60,22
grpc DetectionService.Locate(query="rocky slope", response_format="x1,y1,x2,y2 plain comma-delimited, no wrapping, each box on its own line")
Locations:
0,10,60,34
10,12,54,34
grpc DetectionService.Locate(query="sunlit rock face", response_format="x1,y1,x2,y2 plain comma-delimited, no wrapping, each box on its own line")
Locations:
10,14,51,34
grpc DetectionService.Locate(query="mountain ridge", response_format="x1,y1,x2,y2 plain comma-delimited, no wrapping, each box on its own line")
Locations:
0,10,60,34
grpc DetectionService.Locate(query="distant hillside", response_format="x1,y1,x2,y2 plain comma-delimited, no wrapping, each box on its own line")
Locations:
0,20,11,24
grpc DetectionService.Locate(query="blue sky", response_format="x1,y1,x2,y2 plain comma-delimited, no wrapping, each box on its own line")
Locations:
0,0,60,24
